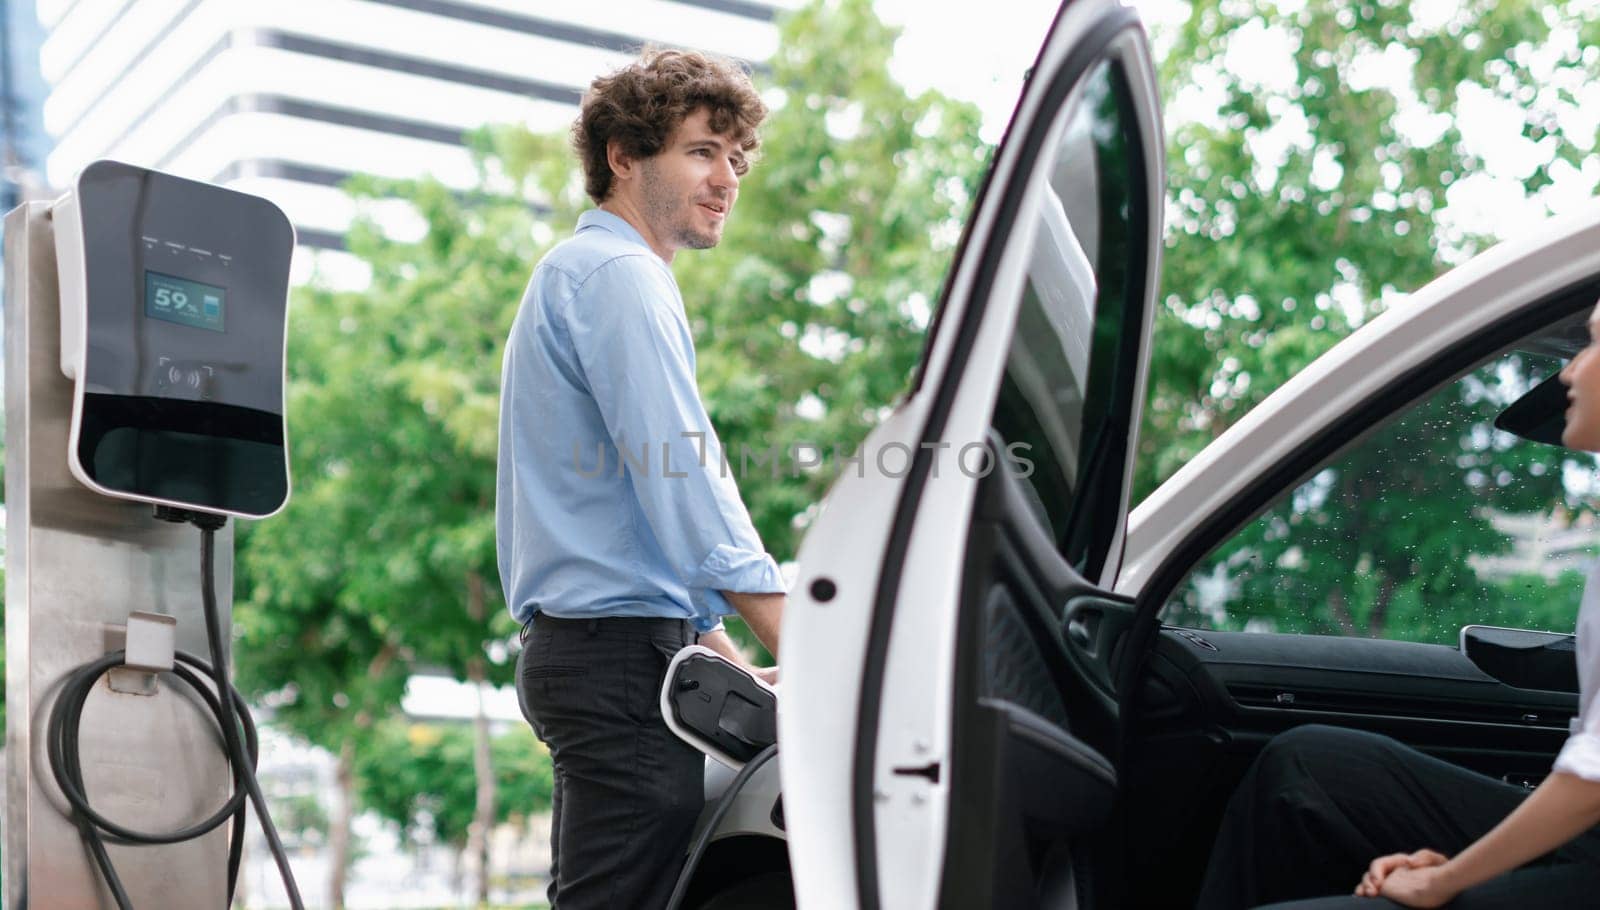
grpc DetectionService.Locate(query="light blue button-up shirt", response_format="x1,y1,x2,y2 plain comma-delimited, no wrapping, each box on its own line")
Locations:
496,209,785,633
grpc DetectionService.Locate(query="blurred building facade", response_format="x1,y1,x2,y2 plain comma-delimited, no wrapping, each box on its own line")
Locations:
3,0,51,209
33,0,787,278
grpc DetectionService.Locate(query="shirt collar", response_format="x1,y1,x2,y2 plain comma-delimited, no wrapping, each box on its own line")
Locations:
577,209,654,255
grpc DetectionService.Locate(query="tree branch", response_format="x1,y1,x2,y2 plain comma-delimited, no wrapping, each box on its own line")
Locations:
1366,572,1397,639
1328,584,1357,636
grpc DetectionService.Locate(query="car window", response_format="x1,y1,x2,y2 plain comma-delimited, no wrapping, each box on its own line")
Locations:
989,58,1147,579
1161,346,1600,644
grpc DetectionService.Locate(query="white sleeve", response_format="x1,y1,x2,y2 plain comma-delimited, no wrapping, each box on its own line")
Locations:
1554,564,1600,781
1554,727,1600,780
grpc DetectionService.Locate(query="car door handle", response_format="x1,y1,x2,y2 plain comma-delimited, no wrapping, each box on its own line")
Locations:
1066,608,1101,652
1068,614,1094,642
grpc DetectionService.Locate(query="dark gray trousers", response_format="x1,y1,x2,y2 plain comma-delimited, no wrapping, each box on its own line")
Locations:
1195,724,1600,910
516,613,703,910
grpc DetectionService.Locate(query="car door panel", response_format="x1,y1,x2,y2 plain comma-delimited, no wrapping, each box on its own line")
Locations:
781,0,1164,904
943,441,1129,908
1063,594,1138,704
1150,628,1577,742
968,432,1135,730
944,699,1118,908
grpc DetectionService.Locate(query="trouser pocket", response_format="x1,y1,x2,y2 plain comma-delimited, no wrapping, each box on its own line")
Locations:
524,664,587,679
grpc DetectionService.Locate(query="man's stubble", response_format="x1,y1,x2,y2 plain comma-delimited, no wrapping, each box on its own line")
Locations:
639,158,720,251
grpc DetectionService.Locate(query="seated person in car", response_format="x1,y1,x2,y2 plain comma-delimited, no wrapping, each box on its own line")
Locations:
1195,300,1600,910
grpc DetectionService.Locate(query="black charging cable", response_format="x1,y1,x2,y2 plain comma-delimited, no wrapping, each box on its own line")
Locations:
44,508,305,909
664,743,781,910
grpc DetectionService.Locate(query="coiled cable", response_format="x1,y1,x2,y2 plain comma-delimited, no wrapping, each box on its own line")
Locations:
44,515,304,909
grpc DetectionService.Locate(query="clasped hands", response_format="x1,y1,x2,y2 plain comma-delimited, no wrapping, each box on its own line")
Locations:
1355,848,1455,907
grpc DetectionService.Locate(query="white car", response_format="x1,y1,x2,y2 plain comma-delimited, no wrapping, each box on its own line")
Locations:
667,0,1600,907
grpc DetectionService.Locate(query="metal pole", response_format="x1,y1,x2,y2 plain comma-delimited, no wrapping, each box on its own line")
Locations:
4,201,234,908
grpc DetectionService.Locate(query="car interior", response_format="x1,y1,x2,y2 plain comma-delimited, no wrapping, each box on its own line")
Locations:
945,278,1600,908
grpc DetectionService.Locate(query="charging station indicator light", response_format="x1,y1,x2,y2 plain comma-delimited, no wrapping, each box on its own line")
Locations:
145,270,225,333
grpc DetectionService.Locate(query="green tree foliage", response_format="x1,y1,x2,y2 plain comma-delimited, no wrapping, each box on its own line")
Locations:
1146,1,1600,641
671,0,987,565
354,720,553,848
235,152,559,904
284,169,528,686
274,791,333,850
1164,351,1598,644
1140,0,1600,498
235,475,410,908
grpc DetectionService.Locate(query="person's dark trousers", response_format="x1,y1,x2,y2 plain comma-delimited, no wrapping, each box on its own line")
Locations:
1194,724,1600,910
515,613,703,910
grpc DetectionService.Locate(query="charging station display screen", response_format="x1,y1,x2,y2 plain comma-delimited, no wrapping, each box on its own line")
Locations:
145,271,224,333
69,160,293,518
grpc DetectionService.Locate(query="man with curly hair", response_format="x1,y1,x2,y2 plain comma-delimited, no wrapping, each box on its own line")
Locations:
496,48,787,908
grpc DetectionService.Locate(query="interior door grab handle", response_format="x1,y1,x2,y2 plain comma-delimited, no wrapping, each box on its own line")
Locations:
1067,614,1093,647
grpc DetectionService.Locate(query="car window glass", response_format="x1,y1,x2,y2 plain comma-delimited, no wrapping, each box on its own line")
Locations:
1162,347,1600,643
990,58,1146,578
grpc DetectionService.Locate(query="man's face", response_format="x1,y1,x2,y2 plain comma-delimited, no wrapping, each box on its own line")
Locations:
636,108,745,252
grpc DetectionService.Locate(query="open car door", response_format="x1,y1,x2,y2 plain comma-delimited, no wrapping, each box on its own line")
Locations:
780,1,1165,907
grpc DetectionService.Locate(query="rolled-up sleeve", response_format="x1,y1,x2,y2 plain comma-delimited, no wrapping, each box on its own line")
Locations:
562,256,785,631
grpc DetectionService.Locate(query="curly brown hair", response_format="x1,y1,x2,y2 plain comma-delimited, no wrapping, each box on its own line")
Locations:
572,47,767,204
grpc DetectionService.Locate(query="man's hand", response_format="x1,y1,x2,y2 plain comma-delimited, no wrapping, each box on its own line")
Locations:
1355,849,1450,905
699,630,778,687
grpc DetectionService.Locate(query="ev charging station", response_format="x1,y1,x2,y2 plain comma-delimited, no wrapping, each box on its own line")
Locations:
4,161,300,907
